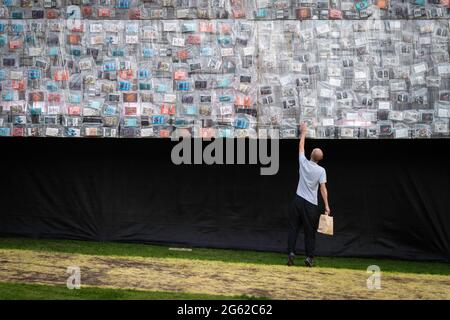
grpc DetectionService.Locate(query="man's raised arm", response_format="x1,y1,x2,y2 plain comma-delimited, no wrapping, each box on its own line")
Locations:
299,123,307,154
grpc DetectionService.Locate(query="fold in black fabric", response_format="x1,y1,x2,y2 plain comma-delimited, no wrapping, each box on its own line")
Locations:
0,138,448,261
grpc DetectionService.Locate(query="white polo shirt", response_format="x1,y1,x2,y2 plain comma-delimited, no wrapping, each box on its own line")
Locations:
296,153,327,206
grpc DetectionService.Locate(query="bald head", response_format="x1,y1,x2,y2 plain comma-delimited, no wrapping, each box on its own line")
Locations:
311,148,323,163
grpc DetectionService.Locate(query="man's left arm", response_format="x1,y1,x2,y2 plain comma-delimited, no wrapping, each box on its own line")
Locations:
319,170,330,215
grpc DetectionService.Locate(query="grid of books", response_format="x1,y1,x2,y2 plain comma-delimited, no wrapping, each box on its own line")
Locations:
0,1,449,138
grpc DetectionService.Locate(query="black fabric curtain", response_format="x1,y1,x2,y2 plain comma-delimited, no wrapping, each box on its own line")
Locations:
0,138,449,261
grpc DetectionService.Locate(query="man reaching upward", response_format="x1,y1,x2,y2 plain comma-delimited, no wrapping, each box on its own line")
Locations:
287,123,331,267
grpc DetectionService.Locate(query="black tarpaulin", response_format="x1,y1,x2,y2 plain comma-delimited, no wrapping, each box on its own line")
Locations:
0,138,449,261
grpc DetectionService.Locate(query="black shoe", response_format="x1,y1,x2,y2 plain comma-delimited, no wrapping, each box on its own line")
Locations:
287,254,295,266
304,257,314,268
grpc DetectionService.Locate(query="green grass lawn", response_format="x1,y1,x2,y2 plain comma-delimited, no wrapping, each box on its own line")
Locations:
0,236,448,276
0,282,263,300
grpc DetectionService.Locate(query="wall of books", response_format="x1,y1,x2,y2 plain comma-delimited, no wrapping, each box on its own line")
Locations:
0,1,449,138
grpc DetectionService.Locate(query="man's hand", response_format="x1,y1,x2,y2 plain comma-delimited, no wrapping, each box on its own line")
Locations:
300,122,307,135
325,206,331,216
299,122,307,154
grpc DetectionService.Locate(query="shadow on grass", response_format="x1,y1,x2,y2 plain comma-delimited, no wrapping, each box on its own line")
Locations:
0,237,448,276
0,282,267,300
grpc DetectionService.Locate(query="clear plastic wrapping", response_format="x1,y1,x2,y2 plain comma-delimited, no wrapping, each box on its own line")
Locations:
0,3,450,139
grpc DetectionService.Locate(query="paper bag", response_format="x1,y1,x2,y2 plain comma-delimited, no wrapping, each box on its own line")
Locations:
317,214,333,236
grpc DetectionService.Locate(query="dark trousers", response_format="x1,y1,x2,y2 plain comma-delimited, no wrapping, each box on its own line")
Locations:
288,195,320,258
